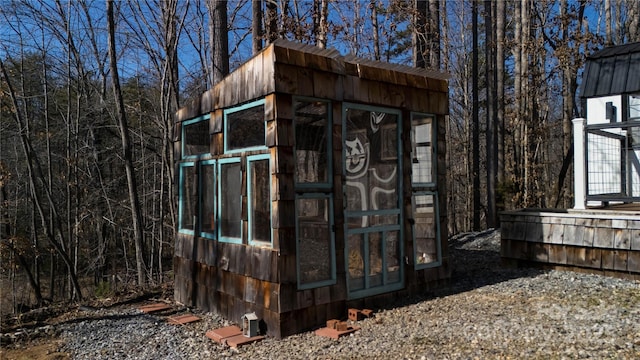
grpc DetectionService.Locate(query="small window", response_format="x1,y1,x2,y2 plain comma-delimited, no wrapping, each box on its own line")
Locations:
218,159,242,243
178,162,196,234
248,154,271,246
412,192,441,269
294,99,331,188
411,113,435,186
225,100,266,152
182,115,210,158
199,160,216,239
296,195,335,288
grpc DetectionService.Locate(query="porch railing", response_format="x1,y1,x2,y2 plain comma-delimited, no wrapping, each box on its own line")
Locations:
573,118,640,209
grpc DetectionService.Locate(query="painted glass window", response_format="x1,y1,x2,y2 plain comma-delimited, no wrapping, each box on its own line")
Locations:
248,155,271,245
294,99,330,187
296,195,334,288
182,116,210,158
225,101,265,152
411,114,435,186
219,159,242,242
199,160,216,238
178,162,196,233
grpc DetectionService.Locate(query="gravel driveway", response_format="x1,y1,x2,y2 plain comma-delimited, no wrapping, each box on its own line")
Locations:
49,230,640,359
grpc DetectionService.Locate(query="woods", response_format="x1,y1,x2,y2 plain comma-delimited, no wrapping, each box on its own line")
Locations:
1,0,639,314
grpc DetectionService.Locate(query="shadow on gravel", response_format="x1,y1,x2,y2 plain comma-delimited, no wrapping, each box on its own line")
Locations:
377,229,545,310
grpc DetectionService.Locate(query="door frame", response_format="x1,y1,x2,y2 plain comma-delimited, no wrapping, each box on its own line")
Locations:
342,103,404,299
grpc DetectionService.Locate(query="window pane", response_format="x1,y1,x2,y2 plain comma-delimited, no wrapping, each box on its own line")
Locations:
227,104,265,150
385,230,401,282
297,197,332,285
413,194,439,266
250,159,271,243
347,233,365,290
179,164,196,231
294,100,329,184
411,115,434,184
200,162,215,235
220,162,242,239
183,120,210,157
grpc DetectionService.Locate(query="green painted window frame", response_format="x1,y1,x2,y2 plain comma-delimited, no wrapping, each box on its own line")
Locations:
178,161,196,235
293,97,333,190
181,115,211,159
247,154,272,247
342,102,405,300
411,191,442,270
199,159,216,239
410,113,436,188
295,193,336,289
224,99,267,154
217,157,243,244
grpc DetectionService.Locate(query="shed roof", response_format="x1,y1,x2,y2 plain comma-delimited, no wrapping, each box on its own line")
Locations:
176,39,449,122
579,42,640,98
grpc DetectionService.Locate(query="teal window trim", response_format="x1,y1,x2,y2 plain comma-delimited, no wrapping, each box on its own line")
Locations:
295,193,336,290
412,191,442,270
293,97,333,191
224,99,267,154
217,157,243,244
178,161,196,235
410,112,437,188
342,103,405,300
199,159,216,239
247,154,272,247
181,114,211,159
345,229,405,300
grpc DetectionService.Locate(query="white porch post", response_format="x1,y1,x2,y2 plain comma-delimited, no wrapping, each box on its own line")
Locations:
573,118,586,210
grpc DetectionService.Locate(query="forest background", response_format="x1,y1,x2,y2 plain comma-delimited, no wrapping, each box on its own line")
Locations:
1,0,639,313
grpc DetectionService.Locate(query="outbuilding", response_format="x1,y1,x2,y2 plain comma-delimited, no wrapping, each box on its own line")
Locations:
174,39,450,338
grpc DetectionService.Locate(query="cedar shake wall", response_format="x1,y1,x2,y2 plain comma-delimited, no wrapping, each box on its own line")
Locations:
501,210,640,281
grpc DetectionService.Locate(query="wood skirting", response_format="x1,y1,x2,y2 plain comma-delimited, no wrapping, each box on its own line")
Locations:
500,209,640,280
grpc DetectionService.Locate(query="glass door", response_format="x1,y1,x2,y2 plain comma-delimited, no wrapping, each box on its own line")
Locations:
343,104,403,299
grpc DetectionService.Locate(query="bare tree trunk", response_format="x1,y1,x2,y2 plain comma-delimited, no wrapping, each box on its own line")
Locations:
428,0,440,69
370,0,380,59
605,0,613,45
252,0,263,53
106,0,146,287
496,0,505,192
472,0,480,230
211,0,229,84
414,0,427,68
485,0,497,227
266,0,278,44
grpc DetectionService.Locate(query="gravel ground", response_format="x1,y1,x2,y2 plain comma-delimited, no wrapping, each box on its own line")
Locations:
7,230,640,359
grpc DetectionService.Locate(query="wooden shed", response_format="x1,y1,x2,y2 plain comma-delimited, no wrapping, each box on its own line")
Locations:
173,39,450,338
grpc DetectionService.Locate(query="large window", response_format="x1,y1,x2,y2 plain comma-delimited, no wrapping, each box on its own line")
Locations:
411,114,435,186
294,98,335,288
296,195,334,288
294,99,331,188
410,112,440,268
199,160,216,239
248,154,271,245
178,162,196,234
225,100,266,153
218,159,242,243
182,115,210,158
